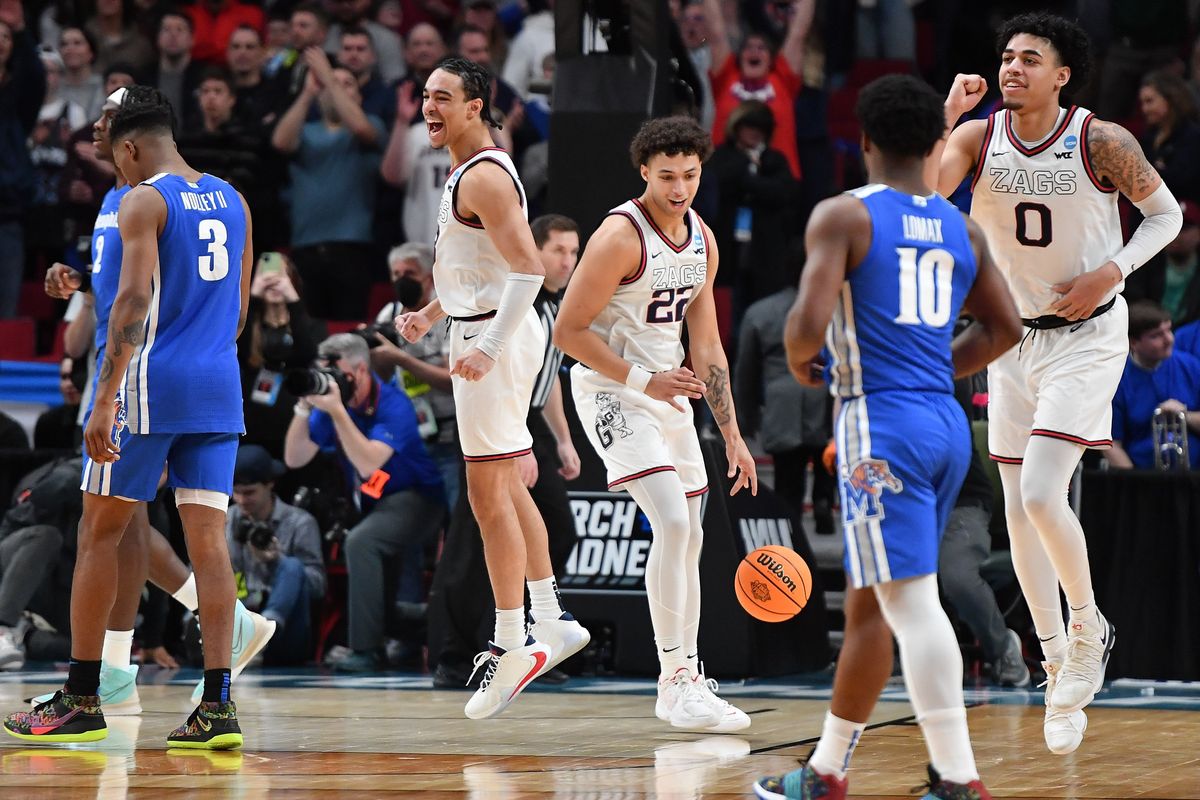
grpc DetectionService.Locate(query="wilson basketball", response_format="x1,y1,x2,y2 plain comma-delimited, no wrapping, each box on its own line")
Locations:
735,545,813,622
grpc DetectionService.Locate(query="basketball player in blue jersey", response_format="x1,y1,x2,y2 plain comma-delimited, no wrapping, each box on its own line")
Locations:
33,88,275,720
4,87,253,750
754,75,1022,800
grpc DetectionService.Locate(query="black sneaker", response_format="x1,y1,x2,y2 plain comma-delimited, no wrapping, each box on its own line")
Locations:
3,691,107,743
432,662,479,690
167,701,243,750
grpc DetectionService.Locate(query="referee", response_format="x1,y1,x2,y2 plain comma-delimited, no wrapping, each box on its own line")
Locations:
427,214,583,688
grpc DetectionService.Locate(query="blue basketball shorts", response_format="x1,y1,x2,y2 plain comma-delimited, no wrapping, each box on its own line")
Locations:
835,390,970,589
80,420,239,502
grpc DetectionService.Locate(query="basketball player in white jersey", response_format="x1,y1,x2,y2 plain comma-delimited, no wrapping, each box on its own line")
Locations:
937,12,1182,753
395,57,588,720
554,116,758,732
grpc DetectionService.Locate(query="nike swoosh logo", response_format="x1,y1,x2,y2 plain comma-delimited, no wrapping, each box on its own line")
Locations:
508,651,548,700
991,151,1005,156
31,707,81,735
463,332,480,341
662,646,681,653
651,252,662,259
197,715,212,732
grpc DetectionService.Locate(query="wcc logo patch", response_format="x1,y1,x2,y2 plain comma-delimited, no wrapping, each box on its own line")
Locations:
841,458,903,525
593,392,633,450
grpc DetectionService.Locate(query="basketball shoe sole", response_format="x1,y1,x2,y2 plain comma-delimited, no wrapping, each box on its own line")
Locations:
464,638,552,720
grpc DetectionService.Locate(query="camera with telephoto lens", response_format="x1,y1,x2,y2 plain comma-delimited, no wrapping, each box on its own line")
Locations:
353,321,402,350
284,366,354,402
234,516,275,550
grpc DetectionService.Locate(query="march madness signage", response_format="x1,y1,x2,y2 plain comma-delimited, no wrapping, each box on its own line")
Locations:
562,491,654,591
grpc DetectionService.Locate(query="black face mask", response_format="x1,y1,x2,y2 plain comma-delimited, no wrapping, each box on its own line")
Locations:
393,276,424,309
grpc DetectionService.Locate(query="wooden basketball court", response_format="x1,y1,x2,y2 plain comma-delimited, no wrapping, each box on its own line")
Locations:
2,670,1197,798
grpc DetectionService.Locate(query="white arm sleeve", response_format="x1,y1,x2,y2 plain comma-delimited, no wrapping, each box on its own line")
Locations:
476,272,545,360
1112,182,1183,279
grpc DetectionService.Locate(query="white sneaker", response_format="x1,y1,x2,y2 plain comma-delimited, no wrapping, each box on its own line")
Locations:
0,625,25,671
528,613,590,674
694,665,751,733
464,637,552,720
655,669,724,730
30,663,141,714
190,603,277,704
1051,610,1115,713
1041,661,1087,754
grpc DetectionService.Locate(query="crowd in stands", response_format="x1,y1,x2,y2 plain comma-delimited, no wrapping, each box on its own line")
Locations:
0,0,1198,678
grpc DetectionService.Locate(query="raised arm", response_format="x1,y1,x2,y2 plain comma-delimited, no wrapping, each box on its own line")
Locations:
305,48,378,146
951,216,1022,377
934,74,990,195
702,0,732,74
380,82,419,186
779,0,816,77
271,72,318,154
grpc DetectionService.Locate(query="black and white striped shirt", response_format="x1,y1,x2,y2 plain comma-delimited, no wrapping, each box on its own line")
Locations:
530,290,564,411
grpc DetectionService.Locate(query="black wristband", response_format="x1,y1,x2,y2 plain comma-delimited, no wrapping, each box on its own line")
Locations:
75,270,92,294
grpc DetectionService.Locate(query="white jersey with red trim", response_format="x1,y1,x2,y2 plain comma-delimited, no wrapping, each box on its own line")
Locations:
433,146,528,318
586,199,710,373
969,105,1123,318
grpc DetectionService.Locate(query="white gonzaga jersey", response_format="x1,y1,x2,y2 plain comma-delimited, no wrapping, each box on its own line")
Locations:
588,199,710,372
969,105,1123,317
403,121,452,244
433,146,527,318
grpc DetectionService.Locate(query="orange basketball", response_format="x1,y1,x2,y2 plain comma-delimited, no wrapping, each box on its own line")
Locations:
735,545,813,622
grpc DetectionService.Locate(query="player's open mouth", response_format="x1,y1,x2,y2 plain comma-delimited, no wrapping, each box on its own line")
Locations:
668,199,686,209
427,120,445,135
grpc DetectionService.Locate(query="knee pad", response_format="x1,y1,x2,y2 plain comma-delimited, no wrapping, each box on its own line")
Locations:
174,488,230,511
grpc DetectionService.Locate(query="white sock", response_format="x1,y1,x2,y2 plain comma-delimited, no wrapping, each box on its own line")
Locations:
172,573,199,612
682,495,705,676
808,711,866,779
1068,601,1098,628
527,576,563,623
493,607,526,652
919,707,979,785
102,629,134,670
1039,633,1067,665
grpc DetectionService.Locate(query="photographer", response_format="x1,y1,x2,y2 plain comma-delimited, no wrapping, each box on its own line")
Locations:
226,445,325,666
284,333,444,672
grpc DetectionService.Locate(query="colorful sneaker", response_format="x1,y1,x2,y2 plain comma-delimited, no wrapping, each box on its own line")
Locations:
463,637,551,720
527,612,590,674
166,702,243,750
1051,609,1115,713
190,602,276,704
30,663,140,715
919,764,993,799
1040,661,1087,754
4,691,107,743
694,664,751,732
753,763,848,799
655,668,724,730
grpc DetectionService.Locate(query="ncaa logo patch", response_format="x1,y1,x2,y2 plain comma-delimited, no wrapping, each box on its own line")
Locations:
841,458,903,525
1063,134,1078,150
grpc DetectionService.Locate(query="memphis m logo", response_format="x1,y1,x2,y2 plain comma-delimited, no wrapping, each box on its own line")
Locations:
842,458,903,524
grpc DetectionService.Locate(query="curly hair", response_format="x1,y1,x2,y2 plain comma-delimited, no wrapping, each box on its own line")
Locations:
433,55,501,129
629,115,712,169
856,74,946,158
109,85,175,142
995,12,1092,102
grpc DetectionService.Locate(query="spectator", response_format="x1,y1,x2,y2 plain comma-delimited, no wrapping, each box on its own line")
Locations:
379,82,446,243
325,0,405,84
453,24,524,153
702,0,813,178
84,0,154,73
368,243,459,503
57,26,103,120
1138,71,1200,204
675,0,715,130
376,0,404,37
734,264,834,538
0,9,46,320
264,10,291,61
339,25,396,124
272,50,386,320
149,10,204,128
266,3,330,114
26,48,86,277
237,253,326,457
226,24,279,130
705,100,799,314
0,409,28,449
284,333,444,673
1125,199,1200,327
398,0,459,36
501,0,557,97
1107,300,1200,469
33,355,83,450
1178,318,1200,358
460,0,508,76
0,456,83,669
184,0,266,66
226,445,325,666
856,0,916,62
402,21,446,91
1095,0,1189,120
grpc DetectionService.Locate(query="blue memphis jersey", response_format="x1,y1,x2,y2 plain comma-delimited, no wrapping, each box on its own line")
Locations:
88,184,131,415
121,172,246,434
826,185,977,398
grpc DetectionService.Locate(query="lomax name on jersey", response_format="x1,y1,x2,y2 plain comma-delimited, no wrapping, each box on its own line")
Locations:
95,211,118,230
902,214,943,243
651,261,707,291
987,167,1077,196
180,190,229,212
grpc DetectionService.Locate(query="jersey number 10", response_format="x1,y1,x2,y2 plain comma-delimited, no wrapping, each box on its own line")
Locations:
894,247,954,327
198,219,230,281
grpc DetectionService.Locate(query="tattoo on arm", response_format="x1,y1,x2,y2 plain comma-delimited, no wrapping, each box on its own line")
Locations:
1088,120,1160,198
98,356,113,382
703,364,732,427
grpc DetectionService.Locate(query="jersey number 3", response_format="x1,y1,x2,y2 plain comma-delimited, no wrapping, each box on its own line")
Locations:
198,219,230,281
894,247,954,327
